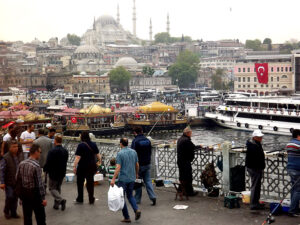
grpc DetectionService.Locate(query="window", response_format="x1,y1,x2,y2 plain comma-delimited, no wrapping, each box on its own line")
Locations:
282,86,287,89
277,67,279,72
290,67,292,72
248,85,250,88
271,67,273,72
243,77,245,82
281,67,283,72
243,68,245,72
247,68,250,72
254,77,257,82
247,77,250,82
271,77,273,82
243,85,245,88
277,84,279,87
238,77,241,82
266,85,268,87
238,85,241,88
285,67,288,72
254,68,256,72
277,77,279,82
282,75,288,78
261,84,264,87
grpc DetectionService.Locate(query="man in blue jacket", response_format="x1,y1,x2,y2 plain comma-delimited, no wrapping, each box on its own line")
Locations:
285,129,300,217
131,127,156,205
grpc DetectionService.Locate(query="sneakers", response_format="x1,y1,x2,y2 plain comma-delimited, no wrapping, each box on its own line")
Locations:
53,200,60,210
151,198,156,206
61,199,66,211
135,210,141,221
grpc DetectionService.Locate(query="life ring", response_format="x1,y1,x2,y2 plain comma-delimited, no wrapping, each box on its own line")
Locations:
247,107,250,112
237,122,241,127
241,107,244,112
267,109,270,113
273,126,278,131
258,125,263,130
245,123,249,128
290,128,294,133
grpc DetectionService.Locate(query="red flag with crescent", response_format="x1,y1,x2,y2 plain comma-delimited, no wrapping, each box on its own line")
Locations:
255,63,268,84
71,117,77,124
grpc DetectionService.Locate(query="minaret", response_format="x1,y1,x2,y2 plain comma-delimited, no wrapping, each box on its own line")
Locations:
93,16,96,30
117,4,120,25
133,0,137,37
167,13,170,34
149,18,153,41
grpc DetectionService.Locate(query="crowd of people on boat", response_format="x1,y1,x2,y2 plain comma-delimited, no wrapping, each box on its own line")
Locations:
0,123,299,225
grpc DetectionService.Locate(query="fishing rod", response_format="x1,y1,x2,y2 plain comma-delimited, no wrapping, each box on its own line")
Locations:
147,108,171,137
261,176,300,225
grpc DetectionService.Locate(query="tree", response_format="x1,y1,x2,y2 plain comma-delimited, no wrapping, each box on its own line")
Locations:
263,38,272,45
168,50,200,88
108,66,132,92
67,34,81,46
154,32,171,44
142,66,155,76
211,69,224,90
245,39,262,51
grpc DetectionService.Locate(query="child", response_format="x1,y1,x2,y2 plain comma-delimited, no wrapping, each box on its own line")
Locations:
108,158,118,184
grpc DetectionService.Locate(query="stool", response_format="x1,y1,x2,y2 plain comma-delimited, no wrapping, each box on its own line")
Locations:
224,195,240,209
173,181,189,201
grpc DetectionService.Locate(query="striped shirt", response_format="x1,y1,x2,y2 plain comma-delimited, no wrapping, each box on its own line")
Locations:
285,138,300,171
16,158,45,200
108,166,118,183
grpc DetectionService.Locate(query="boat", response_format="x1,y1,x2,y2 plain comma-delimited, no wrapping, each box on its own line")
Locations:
62,105,125,137
126,102,187,133
205,96,300,135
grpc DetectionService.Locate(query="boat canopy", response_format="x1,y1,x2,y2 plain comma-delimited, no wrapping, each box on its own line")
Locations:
138,102,177,113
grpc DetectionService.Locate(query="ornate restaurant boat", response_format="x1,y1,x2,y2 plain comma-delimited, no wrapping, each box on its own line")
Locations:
205,96,300,135
62,105,125,137
126,102,187,133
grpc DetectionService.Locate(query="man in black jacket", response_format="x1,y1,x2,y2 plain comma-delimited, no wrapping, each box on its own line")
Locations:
44,134,68,211
246,130,265,210
177,127,198,196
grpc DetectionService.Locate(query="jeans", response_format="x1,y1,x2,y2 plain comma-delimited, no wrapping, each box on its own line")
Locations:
49,178,63,204
118,181,138,220
247,168,263,208
22,193,46,225
287,169,300,214
135,164,156,203
4,186,18,216
76,171,94,203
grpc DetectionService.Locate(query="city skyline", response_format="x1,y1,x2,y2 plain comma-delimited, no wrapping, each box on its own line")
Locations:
1,0,300,44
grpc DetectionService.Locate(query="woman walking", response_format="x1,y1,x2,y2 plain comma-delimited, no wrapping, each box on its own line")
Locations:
73,132,101,204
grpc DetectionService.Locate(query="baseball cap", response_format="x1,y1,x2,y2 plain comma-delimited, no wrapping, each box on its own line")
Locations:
46,123,52,128
252,130,264,137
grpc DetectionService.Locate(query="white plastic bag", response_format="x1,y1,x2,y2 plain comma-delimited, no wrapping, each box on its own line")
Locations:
108,185,125,212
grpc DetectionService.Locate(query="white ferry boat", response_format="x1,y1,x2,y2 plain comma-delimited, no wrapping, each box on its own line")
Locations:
205,96,300,135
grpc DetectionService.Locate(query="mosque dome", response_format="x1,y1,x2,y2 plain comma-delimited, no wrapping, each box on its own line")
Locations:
96,15,117,26
74,45,100,54
115,57,138,68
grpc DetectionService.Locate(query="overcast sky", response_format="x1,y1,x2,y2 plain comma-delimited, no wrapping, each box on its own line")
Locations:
1,0,300,44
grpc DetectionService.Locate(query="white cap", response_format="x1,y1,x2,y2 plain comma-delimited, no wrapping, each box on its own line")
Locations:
46,123,52,128
252,130,264,137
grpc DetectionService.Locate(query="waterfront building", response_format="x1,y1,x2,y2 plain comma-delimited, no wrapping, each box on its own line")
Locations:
292,49,300,93
234,54,293,95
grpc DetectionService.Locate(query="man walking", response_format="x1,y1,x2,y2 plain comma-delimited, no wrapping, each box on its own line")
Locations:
20,125,36,159
111,138,141,223
16,144,47,225
1,125,16,157
177,127,198,196
131,126,156,205
0,140,23,219
285,129,300,217
44,134,68,211
246,130,265,210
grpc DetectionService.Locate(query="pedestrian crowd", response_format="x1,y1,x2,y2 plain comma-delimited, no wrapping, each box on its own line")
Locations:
0,123,299,225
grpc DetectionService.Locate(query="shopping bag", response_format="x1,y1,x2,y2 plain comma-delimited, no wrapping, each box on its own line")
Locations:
107,185,124,212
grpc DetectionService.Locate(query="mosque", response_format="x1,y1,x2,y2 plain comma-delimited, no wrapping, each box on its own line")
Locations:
71,0,171,73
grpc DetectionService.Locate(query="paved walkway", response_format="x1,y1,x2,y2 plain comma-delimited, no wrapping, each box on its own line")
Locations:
0,180,298,225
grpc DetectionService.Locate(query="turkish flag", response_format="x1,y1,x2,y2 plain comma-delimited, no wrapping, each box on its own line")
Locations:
2,121,15,129
255,63,268,84
71,117,77,123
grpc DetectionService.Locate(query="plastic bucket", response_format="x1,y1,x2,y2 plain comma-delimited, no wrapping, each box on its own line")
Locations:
65,173,75,182
241,191,251,204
